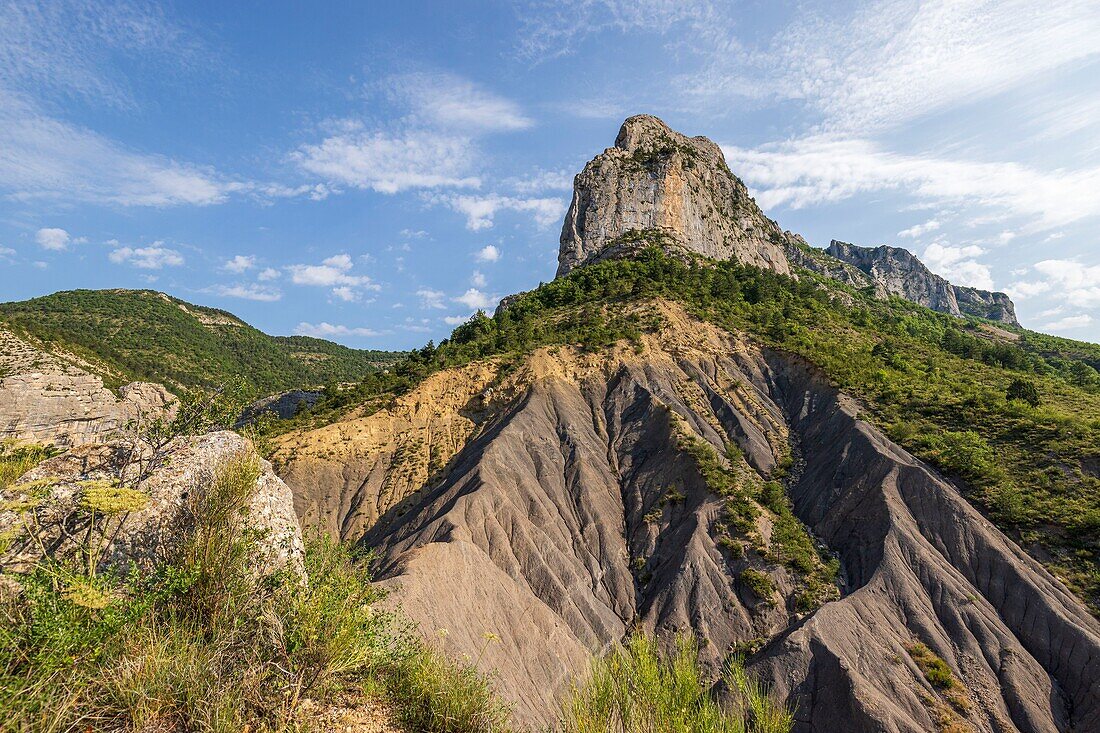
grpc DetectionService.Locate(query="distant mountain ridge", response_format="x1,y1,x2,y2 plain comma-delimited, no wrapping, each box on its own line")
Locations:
0,289,400,395
824,240,1019,325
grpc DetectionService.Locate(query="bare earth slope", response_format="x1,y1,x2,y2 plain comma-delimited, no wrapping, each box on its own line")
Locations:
278,302,1100,732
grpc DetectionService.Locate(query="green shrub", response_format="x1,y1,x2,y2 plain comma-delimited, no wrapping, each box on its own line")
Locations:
0,450,510,733
1006,378,1041,407
561,632,791,733
739,569,776,601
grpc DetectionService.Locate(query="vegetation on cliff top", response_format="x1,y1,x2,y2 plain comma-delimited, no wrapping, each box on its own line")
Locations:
0,289,401,395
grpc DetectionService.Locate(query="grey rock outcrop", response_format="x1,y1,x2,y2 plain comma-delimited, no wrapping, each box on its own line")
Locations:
279,301,1098,731
0,327,173,447
824,240,1019,325
237,389,322,426
556,115,792,277
1,431,303,575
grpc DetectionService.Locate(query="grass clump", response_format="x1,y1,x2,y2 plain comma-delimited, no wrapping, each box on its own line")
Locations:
0,448,512,733
561,632,792,733
0,442,55,491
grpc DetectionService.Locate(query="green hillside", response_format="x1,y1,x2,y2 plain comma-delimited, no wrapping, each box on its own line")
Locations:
288,247,1100,613
0,289,401,395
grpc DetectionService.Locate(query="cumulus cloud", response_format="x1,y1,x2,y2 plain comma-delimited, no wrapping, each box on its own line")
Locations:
921,242,993,290
223,254,255,273
35,227,70,250
292,123,481,194
1005,259,1100,310
443,194,566,230
470,270,487,287
898,219,940,239
475,245,501,262
108,243,184,269
453,288,495,310
257,267,280,281
215,283,282,302
294,322,383,338
443,314,474,326
286,253,379,302
416,288,446,309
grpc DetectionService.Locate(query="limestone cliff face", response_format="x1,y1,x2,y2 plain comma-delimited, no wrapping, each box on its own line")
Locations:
0,327,173,447
277,301,1099,732
556,115,792,277
825,241,1019,325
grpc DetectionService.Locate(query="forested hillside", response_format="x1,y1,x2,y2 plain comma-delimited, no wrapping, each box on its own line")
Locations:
0,290,401,395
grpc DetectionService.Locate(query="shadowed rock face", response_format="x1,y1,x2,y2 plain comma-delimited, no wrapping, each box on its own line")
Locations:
280,302,1099,732
556,115,793,277
825,240,1019,326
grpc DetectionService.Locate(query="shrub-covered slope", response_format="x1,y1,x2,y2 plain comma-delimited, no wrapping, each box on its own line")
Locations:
0,289,401,394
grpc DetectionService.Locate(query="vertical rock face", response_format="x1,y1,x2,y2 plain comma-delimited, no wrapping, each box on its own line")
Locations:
0,327,173,447
825,241,1019,325
556,115,792,277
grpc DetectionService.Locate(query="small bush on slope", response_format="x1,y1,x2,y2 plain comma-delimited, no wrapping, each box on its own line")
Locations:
561,632,792,733
0,449,510,733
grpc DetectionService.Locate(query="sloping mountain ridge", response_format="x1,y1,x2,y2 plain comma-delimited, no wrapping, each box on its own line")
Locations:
0,289,400,394
824,240,1019,325
273,116,1100,731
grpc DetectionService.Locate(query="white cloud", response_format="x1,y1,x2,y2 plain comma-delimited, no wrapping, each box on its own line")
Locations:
721,136,1100,229
475,245,501,262
444,314,474,326
257,267,280,281
922,242,993,290
1006,258,1100,308
454,288,495,310
1045,314,1093,331
470,270,487,287
294,322,382,338
688,0,1100,134
223,254,255,273
108,243,183,269
390,72,533,132
331,286,358,302
444,194,566,230
215,283,282,302
35,227,70,251
416,288,446,309
1004,280,1052,300
0,246,15,258
292,123,481,194
287,254,379,301
897,219,939,239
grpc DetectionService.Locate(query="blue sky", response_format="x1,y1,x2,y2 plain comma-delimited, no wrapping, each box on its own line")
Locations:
1,0,1099,348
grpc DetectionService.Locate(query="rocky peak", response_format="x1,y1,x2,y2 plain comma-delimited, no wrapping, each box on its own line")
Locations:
556,115,792,277
825,240,1019,325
